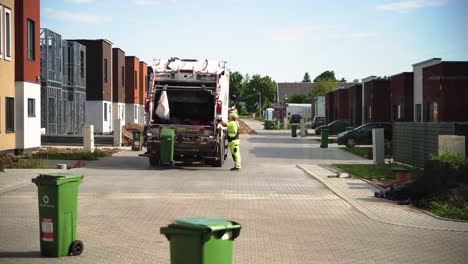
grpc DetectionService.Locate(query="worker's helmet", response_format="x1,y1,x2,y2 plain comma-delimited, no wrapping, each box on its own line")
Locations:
230,112,239,119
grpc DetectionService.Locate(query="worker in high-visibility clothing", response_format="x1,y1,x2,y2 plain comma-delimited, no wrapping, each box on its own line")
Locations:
218,112,241,171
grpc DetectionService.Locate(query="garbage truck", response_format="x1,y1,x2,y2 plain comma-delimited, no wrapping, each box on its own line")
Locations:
142,58,229,167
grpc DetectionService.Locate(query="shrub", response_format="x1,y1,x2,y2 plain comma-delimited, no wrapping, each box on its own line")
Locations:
17,159,49,169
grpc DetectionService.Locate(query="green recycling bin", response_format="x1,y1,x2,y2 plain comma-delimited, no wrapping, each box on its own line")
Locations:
132,130,142,151
161,217,242,264
320,128,329,148
32,173,84,257
291,124,297,137
160,128,175,166
275,120,281,130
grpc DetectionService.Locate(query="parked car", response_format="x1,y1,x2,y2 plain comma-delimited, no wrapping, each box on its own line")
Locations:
311,116,325,129
337,122,393,147
315,120,348,135
290,114,302,124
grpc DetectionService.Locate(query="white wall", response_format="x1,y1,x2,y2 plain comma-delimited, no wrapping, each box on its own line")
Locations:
15,82,41,149
85,100,113,133
139,105,145,126
315,96,325,117
125,103,139,125
412,58,441,122
112,102,125,130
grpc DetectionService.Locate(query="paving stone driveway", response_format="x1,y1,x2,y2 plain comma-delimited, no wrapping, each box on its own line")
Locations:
0,120,467,263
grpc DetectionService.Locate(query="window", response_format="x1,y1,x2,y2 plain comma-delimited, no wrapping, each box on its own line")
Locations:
368,106,372,121
416,104,422,122
121,66,125,86
48,97,55,122
27,19,35,60
104,103,108,121
134,71,137,89
6,97,14,132
28,99,36,117
104,59,108,82
80,50,85,78
393,104,401,121
427,102,438,122
5,7,12,60
134,105,138,119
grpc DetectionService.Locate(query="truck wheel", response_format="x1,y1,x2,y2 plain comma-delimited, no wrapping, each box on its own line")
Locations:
213,145,225,167
149,157,159,166
69,240,84,256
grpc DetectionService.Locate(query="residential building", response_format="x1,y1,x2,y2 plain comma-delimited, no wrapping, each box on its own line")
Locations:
277,82,356,105
412,58,441,122
139,61,147,125
125,56,140,124
0,0,15,152
112,47,125,126
347,84,362,127
333,88,349,121
363,78,391,123
62,40,86,135
422,61,468,122
72,39,113,133
14,0,40,150
390,72,413,122
361,76,376,124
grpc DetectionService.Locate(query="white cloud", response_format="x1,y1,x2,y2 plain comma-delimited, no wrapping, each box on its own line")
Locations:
43,8,111,24
134,0,176,5
377,0,449,13
66,0,94,3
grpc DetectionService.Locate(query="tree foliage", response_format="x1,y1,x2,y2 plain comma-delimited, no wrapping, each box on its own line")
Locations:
229,71,246,99
313,70,336,82
286,93,309,104
302,72,311,82
309,78,337,97
243,74,276,113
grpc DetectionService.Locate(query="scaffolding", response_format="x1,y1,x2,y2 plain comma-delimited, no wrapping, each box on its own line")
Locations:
63,40,86,135
40,28,87,135
40,28,64,135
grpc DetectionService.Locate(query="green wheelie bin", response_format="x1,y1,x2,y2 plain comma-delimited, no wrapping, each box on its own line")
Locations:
160,128,175,166
291,124,297,137
161,217,242,264
32,173,84,257
320,128,329,148
132,130,142,151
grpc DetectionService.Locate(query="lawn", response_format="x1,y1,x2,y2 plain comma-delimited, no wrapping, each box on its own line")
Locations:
423,198,468,220
340,147,372,159
334,164,423,180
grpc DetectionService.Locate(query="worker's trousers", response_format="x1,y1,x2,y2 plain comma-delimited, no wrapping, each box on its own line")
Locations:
228,139,241,168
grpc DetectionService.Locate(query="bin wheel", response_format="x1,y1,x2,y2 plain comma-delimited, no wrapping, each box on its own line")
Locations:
149,157,159,166
69,240,84,256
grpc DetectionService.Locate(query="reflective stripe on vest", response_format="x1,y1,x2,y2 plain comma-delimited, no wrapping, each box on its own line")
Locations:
227,121,239,141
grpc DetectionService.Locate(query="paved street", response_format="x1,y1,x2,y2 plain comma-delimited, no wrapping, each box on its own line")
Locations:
0,119,467,263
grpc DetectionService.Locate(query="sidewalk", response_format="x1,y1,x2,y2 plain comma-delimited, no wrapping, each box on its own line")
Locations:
298,164,468,232
0,169,63,194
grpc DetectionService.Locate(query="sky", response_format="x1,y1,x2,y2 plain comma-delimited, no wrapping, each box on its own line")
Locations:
41,0,468,82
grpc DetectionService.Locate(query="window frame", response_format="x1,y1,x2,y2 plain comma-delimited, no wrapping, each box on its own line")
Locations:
4,7,12,61
27,19,35,61
28,98,36,117
104,58,108,82
5,97,14,133
134,105,138,120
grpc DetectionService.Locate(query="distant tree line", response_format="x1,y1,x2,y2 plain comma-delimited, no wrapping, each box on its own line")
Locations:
229,72,276,114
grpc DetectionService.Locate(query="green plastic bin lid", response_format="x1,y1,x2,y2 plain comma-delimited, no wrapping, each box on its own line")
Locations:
32,173,83,185
171,217,241,232
161,128,175,138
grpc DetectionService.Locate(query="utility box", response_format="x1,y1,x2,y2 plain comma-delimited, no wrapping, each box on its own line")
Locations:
32,173,84,257
161,217,241,264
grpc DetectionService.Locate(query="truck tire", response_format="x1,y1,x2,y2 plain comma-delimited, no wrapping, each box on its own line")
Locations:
213,144,225,167
149,157,159,166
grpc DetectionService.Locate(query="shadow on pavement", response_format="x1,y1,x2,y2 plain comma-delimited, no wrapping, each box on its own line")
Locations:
251,146,362,160
0,251,41,258
247,137,318,144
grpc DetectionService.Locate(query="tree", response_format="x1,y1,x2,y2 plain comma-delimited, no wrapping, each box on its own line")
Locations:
313,70,336,82
339,77,346,82
243,74,277,113
302,72,311,82
309,78,337,97
286,93,309,103
229,71,246,99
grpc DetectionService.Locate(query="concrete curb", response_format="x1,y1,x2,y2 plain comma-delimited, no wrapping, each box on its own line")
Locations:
297,164,468,232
